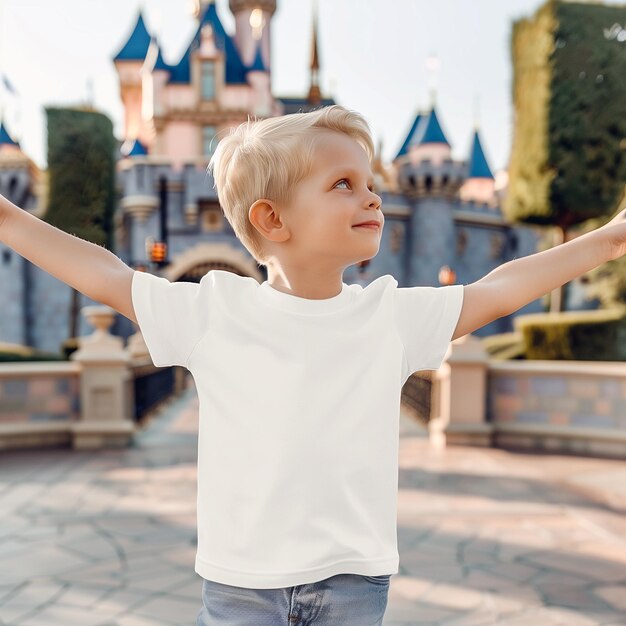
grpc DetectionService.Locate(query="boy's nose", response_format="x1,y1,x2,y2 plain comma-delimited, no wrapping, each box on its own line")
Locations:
368,193,382,209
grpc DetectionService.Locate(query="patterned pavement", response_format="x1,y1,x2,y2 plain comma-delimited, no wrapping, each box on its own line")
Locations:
1,373,626,626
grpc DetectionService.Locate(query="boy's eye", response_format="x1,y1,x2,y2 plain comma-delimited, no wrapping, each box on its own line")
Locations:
334,178,376,193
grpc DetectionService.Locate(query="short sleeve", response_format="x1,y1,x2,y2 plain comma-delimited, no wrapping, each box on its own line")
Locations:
131,270,212,368
394,283,464,374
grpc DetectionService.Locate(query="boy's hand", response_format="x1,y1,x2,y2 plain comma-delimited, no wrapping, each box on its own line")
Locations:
596,207,626,261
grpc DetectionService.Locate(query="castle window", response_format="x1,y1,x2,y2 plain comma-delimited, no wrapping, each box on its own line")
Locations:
8,176,18,200
201,60,216,100
456,229,468,256
199,200,223,232
203,126,217,157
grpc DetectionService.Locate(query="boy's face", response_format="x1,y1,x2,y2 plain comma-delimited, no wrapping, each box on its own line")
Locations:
253,131,383,271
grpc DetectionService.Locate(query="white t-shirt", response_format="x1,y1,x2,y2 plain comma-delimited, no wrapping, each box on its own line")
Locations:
131,269,464,589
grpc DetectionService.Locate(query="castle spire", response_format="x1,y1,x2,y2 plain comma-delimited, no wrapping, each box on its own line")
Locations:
467,130,494,180
473,93,481,131
113,9,152,62
412,106,450,147
459,127,496,204
307,0,321,104
425,54,440,107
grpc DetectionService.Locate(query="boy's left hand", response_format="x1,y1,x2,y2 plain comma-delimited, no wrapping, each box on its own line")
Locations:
597,207,626,261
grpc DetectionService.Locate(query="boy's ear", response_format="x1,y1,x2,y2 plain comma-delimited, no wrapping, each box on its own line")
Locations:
249,199,289,242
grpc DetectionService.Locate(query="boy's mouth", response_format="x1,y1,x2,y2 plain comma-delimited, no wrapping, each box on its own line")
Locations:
353,221,381,230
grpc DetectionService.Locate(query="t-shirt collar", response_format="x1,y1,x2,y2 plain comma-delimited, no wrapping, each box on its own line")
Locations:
259,280,353,314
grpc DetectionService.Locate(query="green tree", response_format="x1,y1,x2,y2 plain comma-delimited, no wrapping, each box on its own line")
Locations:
507,0,626,312
44,106,116,343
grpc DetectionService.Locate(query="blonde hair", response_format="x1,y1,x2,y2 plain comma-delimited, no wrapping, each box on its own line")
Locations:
207,105,375,266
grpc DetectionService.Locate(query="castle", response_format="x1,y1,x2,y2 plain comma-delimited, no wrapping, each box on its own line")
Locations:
1,0,589,355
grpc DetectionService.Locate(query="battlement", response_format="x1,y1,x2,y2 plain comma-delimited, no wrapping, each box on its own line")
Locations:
396,158,466,198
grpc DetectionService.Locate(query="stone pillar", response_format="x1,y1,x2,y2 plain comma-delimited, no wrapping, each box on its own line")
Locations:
70,306,135,449
429,333,492,448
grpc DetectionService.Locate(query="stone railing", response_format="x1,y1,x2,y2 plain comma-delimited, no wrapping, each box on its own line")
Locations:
0,306,185,450
429,334,626,458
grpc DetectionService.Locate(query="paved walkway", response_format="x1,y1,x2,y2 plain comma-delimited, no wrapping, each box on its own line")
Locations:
1,374,626,626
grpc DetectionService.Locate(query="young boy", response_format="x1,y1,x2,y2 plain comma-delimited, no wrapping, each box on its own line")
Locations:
1,104,625,625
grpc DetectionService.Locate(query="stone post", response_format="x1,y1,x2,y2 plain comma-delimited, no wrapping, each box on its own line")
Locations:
429,333,492,448
70,305,135,449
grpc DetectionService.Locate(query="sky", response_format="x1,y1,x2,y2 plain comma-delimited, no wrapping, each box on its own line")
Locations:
0,0,624,173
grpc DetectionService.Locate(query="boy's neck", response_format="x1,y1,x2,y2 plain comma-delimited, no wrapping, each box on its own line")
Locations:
266,269,345,300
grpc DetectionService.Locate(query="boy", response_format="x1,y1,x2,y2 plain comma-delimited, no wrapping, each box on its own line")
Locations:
1,104,625,625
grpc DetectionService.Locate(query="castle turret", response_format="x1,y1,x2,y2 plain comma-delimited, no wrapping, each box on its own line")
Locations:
406,105,452,166
395,106,464,200
458,128,496,206
228,0,276,69
113,10,152,145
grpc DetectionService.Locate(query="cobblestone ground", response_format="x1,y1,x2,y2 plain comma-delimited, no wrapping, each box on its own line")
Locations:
1,373,626,625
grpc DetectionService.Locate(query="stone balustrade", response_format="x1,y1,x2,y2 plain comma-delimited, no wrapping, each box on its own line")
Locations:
432,334,626,458
0,305,185,450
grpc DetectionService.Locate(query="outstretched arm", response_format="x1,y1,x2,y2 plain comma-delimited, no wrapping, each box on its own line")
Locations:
451,210,624,342
0,194,138,324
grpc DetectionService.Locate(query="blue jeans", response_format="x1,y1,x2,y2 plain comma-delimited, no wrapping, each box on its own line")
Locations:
196,572,391,625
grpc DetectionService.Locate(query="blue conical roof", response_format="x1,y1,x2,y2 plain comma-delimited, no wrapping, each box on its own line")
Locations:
122,138,148,157
248,41,267,72
395,112,422,159
0,121,19,147
169,2,247,85
467,130,494,179
410,106,450,147
114,11,152,62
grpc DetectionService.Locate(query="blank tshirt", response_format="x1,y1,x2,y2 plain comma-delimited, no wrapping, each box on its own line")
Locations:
131,269,464,589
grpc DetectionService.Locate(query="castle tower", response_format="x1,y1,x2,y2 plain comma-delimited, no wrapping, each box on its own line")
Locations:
395,105,464,200
228,0,277,69
394,106,465,285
